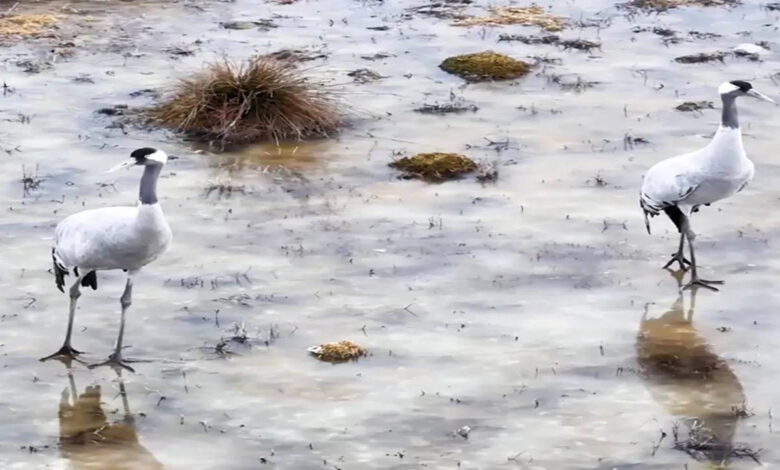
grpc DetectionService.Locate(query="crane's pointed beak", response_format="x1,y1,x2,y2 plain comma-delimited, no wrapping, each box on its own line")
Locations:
107,158,136,173
746,89,775,104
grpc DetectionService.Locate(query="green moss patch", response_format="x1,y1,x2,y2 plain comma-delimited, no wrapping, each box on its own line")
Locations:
439,51,531,82
389,152,478,182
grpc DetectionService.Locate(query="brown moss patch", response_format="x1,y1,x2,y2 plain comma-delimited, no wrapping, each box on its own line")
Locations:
453,6,566,32
144,58,342,146
622,0,739,11
308,341,366,363
439,51,531,82
266,48,328,65
0,14,57,37
674,51,726,63
676,100,714,112
390,152,477,182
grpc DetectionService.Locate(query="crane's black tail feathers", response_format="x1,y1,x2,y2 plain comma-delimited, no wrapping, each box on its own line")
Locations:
81,270,98,290
643,210,651,235
52,248,68,293
52,249,97,292
639,193,659,235
663,206,686,233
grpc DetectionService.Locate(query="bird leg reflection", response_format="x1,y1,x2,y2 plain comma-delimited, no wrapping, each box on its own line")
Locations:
637,279,748,467
58,369,163,469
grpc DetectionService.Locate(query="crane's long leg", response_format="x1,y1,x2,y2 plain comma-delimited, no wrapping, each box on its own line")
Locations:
682,218,724,291
90,274,135,373
41,275,85,364
663,232,692,271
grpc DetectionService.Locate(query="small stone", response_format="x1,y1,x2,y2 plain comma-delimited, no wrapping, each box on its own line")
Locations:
97,105,129,116
733,43,769,60
73,74,94,84
221,20,277,30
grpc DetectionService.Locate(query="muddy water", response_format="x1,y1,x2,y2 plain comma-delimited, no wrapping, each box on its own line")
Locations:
1,0,779,468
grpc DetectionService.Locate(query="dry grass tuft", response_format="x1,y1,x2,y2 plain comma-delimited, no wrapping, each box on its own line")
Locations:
453,6,566,31
0,14,57,37
440,51,531,82
145,58,342,146
308,340,366,362
390,152,477,182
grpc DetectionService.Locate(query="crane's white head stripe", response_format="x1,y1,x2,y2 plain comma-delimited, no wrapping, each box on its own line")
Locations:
146,150,168,165
718,82,740,95
130,147,168,165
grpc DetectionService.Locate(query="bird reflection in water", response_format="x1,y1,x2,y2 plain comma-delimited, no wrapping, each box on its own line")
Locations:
636,274,757,467
59,370,163,470
213,140,326,173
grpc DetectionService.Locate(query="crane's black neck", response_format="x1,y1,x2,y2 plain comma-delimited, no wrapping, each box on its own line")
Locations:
139,163,163,205
721,94,739,129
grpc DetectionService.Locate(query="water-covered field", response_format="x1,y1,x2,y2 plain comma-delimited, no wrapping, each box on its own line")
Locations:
1,0,779,468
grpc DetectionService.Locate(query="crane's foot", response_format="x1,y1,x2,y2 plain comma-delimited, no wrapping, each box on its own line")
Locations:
40,344,84,364
683,278,724,292
663,252,692,271
88,352,136,373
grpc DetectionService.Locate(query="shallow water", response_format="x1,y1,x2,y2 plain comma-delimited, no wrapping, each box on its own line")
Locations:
1,0,779,468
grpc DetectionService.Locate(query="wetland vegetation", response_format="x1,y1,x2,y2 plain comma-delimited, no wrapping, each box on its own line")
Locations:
0,0,778,468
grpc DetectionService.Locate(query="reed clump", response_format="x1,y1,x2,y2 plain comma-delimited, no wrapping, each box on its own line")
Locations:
146,58,342,145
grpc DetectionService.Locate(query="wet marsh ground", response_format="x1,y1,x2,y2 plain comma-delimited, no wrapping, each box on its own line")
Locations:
1,0,780,468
